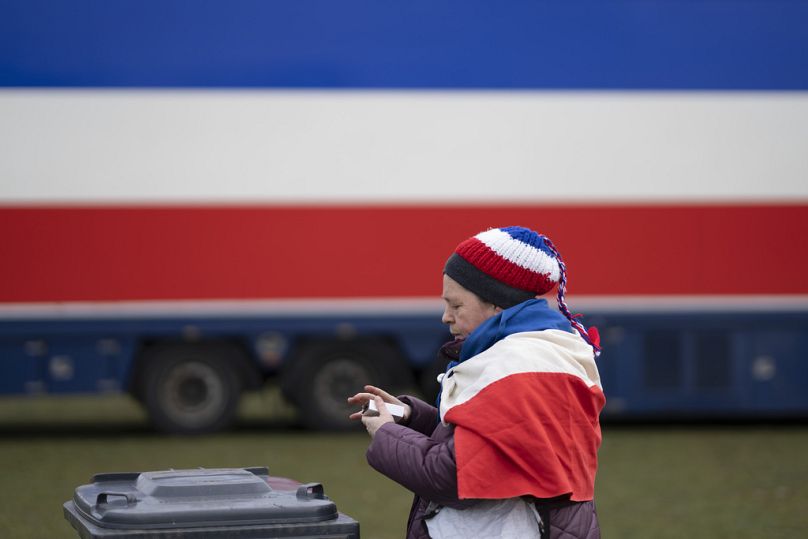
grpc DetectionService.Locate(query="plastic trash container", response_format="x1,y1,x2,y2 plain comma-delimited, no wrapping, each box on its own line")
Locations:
63,466,359,538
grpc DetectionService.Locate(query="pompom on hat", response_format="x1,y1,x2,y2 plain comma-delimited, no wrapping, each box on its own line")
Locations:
444,226,601,355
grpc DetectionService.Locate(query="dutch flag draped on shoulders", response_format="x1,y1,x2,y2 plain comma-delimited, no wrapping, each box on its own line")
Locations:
438,299,605,502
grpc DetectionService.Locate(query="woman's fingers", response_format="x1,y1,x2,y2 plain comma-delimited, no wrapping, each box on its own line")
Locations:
363,385,399,404
348,386,404,423
347,392,375,405
347,392,376,420
373,396,393,418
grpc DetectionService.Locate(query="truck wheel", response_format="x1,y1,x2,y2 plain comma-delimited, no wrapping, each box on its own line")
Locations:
138,345,243,434
287,341,401,431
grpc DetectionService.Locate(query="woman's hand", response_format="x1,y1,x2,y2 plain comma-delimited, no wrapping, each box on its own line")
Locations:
347,385,412,438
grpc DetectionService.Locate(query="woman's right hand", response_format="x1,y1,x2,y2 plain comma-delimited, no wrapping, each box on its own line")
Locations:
347,385,411,423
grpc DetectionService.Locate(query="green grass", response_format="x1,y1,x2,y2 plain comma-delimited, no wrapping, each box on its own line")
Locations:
0,393,806,538
597,425,808,538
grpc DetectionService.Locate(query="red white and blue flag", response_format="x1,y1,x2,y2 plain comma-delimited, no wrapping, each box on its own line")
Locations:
440,329,604,501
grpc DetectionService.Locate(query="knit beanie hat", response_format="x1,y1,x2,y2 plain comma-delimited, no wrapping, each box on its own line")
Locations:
444,226,601,354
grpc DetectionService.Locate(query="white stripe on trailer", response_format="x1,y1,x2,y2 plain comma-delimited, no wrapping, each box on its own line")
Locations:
1,90,807,203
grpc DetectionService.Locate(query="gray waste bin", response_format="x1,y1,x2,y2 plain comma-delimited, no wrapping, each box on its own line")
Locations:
63,466,359,538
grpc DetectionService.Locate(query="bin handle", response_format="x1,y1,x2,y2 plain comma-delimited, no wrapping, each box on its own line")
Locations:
296,483,325,500
96,491,137,506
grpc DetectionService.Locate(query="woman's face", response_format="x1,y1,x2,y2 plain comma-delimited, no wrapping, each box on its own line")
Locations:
441,274,500,339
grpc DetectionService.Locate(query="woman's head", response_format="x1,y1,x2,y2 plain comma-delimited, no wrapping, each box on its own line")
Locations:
441,226,600,354
440,274,501,339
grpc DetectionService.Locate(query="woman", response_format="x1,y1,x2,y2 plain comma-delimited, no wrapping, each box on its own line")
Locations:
348,226,604,538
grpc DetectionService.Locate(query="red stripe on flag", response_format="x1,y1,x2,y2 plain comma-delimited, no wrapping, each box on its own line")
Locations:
446,372,605,501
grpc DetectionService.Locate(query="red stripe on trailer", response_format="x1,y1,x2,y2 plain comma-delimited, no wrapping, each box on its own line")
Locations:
0,204,806,302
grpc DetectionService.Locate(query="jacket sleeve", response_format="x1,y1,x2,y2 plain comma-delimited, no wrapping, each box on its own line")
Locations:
397,395,439,435
365,421,473,509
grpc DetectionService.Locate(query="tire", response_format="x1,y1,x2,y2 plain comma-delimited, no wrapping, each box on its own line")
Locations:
285,341,403,431
137,344,243,434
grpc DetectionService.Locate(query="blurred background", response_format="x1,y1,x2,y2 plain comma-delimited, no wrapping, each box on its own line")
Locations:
1,1,807,537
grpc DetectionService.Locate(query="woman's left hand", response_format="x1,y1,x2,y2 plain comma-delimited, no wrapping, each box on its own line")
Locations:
364,396,395,438
348,385,411,438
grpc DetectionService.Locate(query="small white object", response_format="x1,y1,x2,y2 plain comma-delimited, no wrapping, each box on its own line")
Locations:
425,498,543,538
363,399,405,419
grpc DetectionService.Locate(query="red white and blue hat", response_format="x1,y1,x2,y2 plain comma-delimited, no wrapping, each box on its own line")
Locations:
444,226,561,307
444,225,601,353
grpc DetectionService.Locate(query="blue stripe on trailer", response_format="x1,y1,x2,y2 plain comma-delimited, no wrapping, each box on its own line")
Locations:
2,1,808,89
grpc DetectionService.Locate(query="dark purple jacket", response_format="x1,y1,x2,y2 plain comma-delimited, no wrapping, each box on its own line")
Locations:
366,396,600,539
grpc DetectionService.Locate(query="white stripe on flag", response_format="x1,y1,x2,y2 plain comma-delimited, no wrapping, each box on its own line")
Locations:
439,330,601,420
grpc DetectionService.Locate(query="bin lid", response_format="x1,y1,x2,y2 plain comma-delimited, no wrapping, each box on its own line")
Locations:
71,467,339,530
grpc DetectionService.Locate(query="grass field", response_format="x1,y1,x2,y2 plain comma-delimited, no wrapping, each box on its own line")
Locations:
0,391,806,538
